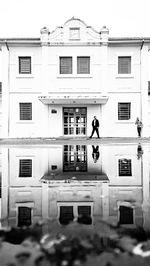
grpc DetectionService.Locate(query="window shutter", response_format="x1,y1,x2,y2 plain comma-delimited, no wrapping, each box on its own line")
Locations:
118,56,131,74
19,57,31,74
119,159,132,176
60,57,72,74
19,159,32,177
77,57,90,74
20,103,32,120
118,103,130,120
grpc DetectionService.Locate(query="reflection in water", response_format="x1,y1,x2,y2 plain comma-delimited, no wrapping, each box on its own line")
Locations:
92,145,100,163
137,143,144,160
0,143,150,234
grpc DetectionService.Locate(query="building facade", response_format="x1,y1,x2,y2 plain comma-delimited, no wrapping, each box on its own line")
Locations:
0,17,150,138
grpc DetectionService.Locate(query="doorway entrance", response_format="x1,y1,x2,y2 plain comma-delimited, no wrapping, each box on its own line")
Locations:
63,107,87,136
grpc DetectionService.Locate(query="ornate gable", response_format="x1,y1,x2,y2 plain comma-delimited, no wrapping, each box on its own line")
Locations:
41,17,108,44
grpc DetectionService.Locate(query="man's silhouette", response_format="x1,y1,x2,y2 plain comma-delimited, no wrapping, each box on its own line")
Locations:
90,116,100,138
92,145,100,163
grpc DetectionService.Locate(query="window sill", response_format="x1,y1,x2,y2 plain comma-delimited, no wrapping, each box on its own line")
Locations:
16,121,35,124
115,120,133,124
116,75,134,79
16,75,34,79
57,75,92,78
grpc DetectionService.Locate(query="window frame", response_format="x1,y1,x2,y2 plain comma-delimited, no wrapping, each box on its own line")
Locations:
118,56,131,75
118,158,132,176
19,102,32,121
19,56,32,75
116,53,133,78
69,27,80,40
59,56,73,74
118,102,131,121
117,201,135,226
15,202,34,227
19,158,32,178
77,56,90,74
57,202,93,225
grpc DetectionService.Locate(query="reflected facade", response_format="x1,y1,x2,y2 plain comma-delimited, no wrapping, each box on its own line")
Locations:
1,144,150,232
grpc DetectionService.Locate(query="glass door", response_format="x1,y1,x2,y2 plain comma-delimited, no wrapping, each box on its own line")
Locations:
63,107,87,136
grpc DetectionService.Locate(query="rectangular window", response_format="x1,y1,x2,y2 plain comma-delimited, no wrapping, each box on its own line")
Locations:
60,57,72,74
20,103,32,120
148,81,150,95
19,57,31,74
70,28,80,40
19,159,32,177
119,206,133,224
119,159,132,176
118,103,131,120
118,56,131,74
77,57,90,74
18,207,32,227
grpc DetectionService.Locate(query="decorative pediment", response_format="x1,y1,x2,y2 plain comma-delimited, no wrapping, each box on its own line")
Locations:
40,17,109,44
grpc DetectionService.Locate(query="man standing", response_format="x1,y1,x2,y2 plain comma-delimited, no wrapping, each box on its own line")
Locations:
89,116,100,138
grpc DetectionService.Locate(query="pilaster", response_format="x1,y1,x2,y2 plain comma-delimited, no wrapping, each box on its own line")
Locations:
2,44,9,137
141,44,149,137
40,27,49,137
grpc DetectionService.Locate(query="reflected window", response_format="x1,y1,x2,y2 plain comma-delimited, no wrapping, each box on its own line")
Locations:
19,159,32,177
59,205,92,225
18,207,32,227
63,145,87,172
119,159,132,176
78,206,92,225
0,172,1,198
59,206,74,225
119,206,133,224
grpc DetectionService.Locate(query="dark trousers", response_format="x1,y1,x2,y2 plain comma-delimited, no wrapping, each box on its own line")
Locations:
90,127,100,138
137,127,141,137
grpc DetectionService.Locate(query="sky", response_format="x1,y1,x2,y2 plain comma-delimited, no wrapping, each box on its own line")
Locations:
0,0,150,38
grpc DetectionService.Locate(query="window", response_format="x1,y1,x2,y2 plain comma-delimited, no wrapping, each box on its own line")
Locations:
77,57,90,74
78,206,92,224
118,56,131,74
19,57,31,74
60,57,72,74
148,81,150,95
70,27,80,40
19,159,32,177
59,206,74,225
119,159,132,176
119,206,133,224
118,103,131,120
20,103,32,120
18,207,32,227
59,205,92,225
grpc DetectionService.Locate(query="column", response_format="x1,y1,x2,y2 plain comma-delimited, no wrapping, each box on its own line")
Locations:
2,44,9,137
141,44,149,137
141,146,150,230
100,26,109,137
1,148,9,227
40,27,49,137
